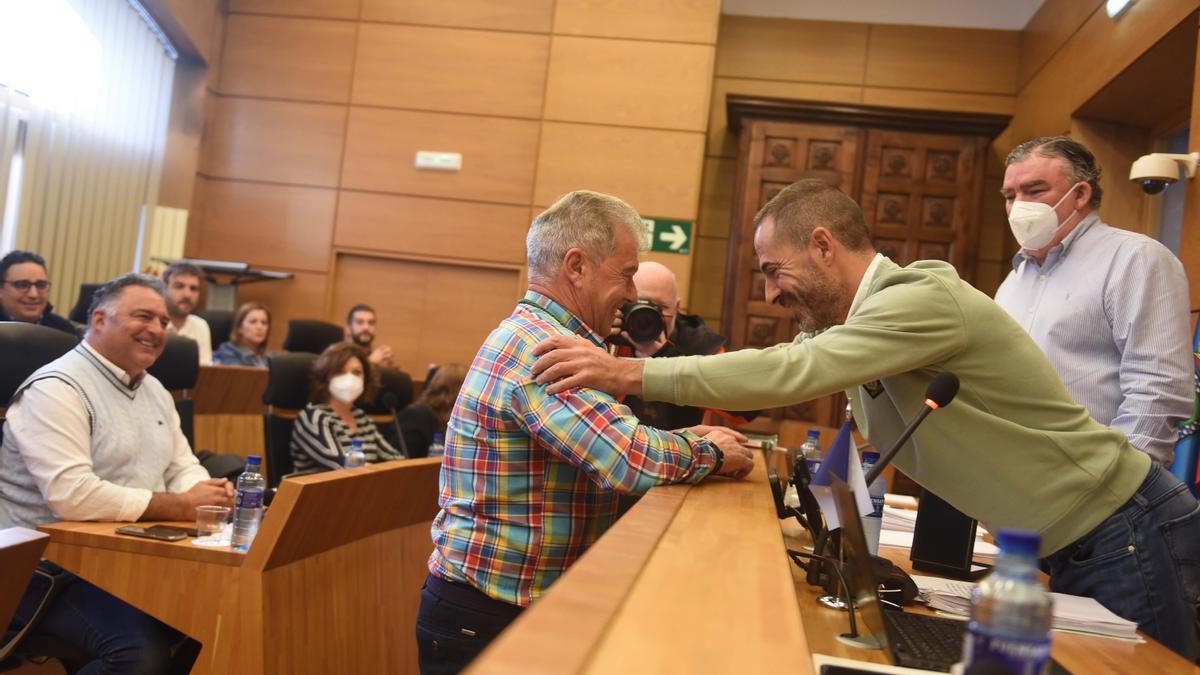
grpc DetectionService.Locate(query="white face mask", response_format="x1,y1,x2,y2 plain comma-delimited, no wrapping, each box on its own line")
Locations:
329,373,364,404
1007,183,1083,251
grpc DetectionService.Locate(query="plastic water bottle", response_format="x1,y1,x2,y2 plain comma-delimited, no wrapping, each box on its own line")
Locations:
231,455,265,552
859,451,886,555
428,432,445,458
962,529,1053,674
800,429,823,477
344,438,366,468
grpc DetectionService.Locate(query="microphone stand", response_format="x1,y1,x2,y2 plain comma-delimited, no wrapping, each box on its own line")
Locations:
864,402,934,486
787,549,882,650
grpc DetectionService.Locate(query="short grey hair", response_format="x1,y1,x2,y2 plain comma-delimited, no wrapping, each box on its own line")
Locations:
87,273,167,322
526,190,649,280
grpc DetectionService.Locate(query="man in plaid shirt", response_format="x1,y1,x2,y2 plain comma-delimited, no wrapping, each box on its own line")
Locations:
415,190,754,673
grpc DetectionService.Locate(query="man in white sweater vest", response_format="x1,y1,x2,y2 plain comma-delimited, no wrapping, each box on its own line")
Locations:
1,273,234,673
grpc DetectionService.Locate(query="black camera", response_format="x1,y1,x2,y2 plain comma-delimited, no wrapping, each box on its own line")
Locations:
620,300,665,344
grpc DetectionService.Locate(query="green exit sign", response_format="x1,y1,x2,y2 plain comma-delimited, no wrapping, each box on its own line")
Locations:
642,218,693,254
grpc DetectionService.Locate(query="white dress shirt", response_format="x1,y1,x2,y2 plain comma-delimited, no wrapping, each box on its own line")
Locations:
169,314,213,366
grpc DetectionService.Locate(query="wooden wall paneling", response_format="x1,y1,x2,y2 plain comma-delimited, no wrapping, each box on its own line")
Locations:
689,235,727,319
715,16,868,84
228,0,362,20
553,0,721,44
543,37,713,132
861,88,1015,116
707,78,864,159
332,254,523,375
352,24,550,119
977,176,1008,263
1018,0,1104,88
698,156,736,239
192,178,336,272
340,107,540,205
203,97,347,187
865,25,1020,96
1011,0,1199,142
231,271,331,351
535,122,706,220
361,0,554,33
335,191,530,264
219,15,357,103
1069,117,1154,235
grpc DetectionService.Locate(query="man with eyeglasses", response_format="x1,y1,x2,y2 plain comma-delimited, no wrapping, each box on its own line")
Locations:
0,250,80,337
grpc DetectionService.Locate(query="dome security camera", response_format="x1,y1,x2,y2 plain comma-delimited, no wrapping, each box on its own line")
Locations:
1129,152,1199,195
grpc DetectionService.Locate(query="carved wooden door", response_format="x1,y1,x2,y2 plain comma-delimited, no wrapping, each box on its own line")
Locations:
860,130,985,282
724,120,861,426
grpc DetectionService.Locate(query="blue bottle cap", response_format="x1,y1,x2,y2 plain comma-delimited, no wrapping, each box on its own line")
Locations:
862,451,880,464
245,455,261,466
807,429,821,439
434,432,445,443
996,528,1040,556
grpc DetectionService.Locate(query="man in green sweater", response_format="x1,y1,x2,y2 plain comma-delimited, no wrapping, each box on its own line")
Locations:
531,179,1200,660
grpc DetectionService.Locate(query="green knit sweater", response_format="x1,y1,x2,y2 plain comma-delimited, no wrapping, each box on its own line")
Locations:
643,258,1149,555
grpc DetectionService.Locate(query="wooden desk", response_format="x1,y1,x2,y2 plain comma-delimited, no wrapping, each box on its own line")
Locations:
189,365,268,459
470,453,812,674
781,519,1199,674
473,453,1195,673
39,458,441,674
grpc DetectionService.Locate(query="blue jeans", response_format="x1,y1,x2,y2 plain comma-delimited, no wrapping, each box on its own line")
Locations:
1041,462,1200,660
7,562,188,674
414,574,523,675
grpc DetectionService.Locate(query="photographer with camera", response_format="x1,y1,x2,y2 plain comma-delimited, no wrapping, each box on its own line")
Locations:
615,261,757,430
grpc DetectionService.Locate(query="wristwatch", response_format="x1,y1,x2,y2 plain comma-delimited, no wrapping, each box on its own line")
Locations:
709,444,724,476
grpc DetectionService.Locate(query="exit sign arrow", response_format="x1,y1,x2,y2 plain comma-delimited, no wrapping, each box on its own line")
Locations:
659,224,688,251
643,218,693,254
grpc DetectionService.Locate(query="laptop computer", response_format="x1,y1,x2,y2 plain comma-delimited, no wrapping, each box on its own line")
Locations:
829,475,972,672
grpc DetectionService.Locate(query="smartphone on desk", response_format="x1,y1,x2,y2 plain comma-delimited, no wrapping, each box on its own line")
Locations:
115,524,192,541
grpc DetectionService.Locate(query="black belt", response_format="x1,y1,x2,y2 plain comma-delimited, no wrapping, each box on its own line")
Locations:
424,573,524,621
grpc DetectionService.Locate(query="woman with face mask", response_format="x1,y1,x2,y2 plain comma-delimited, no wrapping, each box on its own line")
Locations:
289,342,403,474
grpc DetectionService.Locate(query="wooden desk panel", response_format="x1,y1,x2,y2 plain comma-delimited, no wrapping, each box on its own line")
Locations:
191,365,268,415
37,459,443,674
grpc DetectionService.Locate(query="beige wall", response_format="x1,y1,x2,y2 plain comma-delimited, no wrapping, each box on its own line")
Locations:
690,15,1020,329
186,0,721,373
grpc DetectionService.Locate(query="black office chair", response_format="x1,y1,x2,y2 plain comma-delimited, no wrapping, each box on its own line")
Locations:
360,367,415,415
262,352,317,489
195,309,234,355
0,322,80,408
147,334,200,449
282,319,343,355
66,283,103,325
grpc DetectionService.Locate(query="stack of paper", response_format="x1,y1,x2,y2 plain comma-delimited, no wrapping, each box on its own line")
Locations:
879,502,997,561
882,504,918,532
912,574,1141,640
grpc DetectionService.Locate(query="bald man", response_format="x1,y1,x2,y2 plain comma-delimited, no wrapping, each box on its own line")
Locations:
618,262,756,429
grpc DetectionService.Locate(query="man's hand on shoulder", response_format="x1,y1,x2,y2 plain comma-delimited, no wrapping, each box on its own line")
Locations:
702,428,754,480
531,335,644,397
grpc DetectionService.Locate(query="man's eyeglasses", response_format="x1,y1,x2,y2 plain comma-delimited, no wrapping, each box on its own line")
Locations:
2,280,51,292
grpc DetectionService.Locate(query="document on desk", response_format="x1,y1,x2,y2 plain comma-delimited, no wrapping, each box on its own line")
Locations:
911,574,1141,640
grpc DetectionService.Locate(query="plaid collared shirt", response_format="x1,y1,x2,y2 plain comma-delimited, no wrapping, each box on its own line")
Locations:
428,290,718,607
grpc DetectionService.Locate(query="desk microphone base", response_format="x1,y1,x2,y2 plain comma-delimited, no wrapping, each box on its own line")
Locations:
836,632,883,650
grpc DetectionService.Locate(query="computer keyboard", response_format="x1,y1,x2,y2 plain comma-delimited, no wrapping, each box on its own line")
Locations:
883,610,966,672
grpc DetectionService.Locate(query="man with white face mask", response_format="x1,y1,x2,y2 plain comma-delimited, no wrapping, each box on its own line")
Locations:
995,136,1192,464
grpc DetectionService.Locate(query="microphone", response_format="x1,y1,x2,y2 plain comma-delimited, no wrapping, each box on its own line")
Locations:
382,392,410,458
864,372,959,486
787,549,880,649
